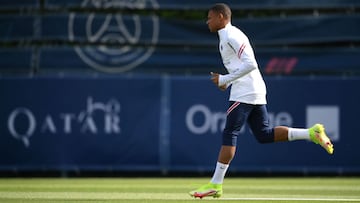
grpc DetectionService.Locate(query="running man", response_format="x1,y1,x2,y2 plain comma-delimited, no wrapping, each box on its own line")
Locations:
189,3,334,199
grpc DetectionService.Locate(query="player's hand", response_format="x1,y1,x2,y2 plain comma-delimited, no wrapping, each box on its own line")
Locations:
218,84,227,91
210,72,219,85
211,72,227,91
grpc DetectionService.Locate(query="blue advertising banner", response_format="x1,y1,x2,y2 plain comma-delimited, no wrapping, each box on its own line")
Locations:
168,77,360,173
0,75,360,173
0,76,161,170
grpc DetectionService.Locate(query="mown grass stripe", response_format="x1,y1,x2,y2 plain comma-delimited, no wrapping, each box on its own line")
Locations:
0,192,359,201
0,178,359,202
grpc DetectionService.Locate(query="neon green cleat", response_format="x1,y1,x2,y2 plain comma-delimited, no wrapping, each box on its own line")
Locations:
189,182,222,199
309,124,334,154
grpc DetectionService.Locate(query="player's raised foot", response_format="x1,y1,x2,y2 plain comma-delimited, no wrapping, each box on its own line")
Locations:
189,182,222,199
309,124,334,154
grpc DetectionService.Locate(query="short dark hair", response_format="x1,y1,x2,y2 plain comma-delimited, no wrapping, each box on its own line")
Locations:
209,3,232,20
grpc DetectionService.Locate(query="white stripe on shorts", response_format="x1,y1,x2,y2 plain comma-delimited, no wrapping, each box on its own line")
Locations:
227,101,240,115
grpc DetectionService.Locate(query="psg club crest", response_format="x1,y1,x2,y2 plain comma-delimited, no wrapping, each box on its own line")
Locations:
68,0,160,73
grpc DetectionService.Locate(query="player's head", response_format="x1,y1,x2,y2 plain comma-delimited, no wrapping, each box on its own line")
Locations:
207,3,232,32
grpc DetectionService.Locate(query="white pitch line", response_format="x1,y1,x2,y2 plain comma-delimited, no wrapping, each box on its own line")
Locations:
220,197,360,202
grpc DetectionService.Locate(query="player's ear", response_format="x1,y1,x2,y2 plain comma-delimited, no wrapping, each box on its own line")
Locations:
218,13,224,20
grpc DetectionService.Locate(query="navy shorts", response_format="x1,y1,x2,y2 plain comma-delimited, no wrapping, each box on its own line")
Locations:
222,101,275,146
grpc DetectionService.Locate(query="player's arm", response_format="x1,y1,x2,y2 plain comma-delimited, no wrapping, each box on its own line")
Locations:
218,37,257,86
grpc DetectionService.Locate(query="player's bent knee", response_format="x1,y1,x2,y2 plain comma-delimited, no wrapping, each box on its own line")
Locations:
253,129,275,144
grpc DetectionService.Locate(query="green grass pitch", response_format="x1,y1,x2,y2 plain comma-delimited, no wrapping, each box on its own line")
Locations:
0,177,359,202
